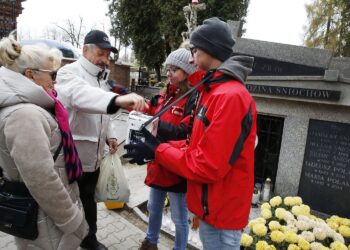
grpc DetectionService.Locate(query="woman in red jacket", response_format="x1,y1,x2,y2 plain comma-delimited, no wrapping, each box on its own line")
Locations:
139,48,198,250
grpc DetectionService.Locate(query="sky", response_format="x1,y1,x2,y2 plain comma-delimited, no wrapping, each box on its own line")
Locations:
17,0,313,47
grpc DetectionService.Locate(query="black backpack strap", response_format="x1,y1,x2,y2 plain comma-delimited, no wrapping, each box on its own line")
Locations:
53,140,63,162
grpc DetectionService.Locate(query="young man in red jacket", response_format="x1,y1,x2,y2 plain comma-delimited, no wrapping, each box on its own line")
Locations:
125,17,256,249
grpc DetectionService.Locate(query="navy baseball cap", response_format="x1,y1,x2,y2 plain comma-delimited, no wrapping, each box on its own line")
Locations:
84,30,118,53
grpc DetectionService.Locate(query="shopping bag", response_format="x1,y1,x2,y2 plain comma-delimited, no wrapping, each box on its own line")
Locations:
95,153,130,202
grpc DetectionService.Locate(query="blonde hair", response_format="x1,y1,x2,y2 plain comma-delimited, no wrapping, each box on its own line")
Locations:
0,34,62,74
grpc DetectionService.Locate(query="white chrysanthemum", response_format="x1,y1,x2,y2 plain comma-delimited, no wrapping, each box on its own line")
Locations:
333,233,345,244
296,220,311,231
286,225,299,233
300,231,315,242
298,215,310,222
310,242,324,250
313,227,327,241
287,218,297,226
285,211,296,221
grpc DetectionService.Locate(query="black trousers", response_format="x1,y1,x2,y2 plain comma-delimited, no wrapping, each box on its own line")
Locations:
78,168,100,238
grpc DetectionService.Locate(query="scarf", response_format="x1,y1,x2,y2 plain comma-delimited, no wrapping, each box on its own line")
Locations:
48,90,83,183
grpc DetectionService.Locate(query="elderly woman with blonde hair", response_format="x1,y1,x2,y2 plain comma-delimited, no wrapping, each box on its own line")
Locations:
0,34,88,249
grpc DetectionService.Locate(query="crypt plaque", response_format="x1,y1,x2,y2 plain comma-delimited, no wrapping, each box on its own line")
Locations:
298,119,350,217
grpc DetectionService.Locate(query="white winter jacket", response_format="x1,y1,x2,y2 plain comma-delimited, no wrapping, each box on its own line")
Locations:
55,57,117,172
0,66,88,249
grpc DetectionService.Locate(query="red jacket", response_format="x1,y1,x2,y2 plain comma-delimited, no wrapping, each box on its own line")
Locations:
144,71,204,192
155,70,257,229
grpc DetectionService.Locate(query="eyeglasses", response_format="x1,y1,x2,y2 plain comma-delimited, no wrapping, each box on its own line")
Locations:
32,69,57,81
166,66,180,74
189,45,197,57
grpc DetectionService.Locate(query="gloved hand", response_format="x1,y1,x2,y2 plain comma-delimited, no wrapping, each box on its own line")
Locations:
123,127,160,165
107,80,129,95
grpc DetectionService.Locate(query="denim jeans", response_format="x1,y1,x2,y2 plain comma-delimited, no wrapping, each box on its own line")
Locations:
146,187,188,250
199,220,242,250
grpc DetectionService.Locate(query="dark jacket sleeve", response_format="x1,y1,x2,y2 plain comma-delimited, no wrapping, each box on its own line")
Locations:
157,121,188,142
156,89,198,142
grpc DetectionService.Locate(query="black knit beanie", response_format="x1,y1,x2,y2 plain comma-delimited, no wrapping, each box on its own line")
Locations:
190,17,235,62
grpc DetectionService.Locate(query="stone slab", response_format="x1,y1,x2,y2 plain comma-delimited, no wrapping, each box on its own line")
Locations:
233,38,333,68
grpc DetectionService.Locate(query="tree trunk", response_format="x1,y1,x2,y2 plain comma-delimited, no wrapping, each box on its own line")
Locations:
154,63,161,82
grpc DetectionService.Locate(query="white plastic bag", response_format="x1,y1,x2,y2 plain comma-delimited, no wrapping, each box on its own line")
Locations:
95,153,130,202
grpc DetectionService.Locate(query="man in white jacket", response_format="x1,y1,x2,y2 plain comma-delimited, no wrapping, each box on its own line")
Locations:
56,30,147,250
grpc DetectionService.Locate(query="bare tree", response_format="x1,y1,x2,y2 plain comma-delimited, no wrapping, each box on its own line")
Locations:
55,16,85,48
43,26,63,41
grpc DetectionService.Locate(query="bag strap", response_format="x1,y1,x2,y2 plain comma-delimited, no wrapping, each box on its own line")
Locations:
53,140,63,162
141,70,216,130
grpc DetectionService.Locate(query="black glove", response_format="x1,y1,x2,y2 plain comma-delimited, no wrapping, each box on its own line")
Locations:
150,94,161,107
107,80,129,95
123,127,160,165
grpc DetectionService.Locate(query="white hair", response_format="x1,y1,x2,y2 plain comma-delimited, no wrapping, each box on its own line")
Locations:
0,34,62,73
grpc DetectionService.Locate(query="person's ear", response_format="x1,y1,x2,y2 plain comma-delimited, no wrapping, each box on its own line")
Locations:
23,68,34,79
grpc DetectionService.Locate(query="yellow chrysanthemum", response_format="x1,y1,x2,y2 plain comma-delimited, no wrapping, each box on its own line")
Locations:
330,241,347,250
328,221,340,231
275,208,286,220
253,223,268,237
292,206,303,216
284,196,294,206
340,218,350,227
261,208,272,220
240,233,253,247
338,225,350,238
285,231,299,244
270,230,285,243
269,221,282,231
330,216,343,225
256,240,269,250
256,217,267,224
270,196,282,207
294,197,303,205
261,202,271,210
248,219,259,229
288,244,301,250
298,238,310,250
300,204,311,215
268,245,277,250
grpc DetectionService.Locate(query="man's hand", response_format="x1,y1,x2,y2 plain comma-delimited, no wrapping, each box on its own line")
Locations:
115,93,148,111
107,138,118,154
123,128,160,165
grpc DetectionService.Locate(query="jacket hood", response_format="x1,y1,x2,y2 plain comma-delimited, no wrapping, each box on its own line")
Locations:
0,67,54,109
217,55,254,84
